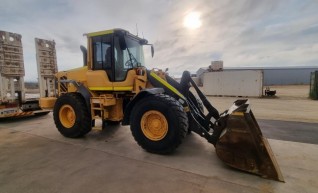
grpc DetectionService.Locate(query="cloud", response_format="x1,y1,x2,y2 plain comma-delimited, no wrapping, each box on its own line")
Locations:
1,0,318,81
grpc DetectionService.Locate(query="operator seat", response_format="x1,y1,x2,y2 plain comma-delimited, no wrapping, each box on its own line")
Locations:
105,47,113,80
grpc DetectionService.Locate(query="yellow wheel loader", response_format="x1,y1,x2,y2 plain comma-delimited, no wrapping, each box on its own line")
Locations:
40,29,284,182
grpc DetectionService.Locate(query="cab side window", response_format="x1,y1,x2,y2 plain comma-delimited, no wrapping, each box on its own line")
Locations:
92,35,113,80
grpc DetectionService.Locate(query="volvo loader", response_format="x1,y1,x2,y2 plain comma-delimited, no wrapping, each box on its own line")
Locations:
39,29,284,181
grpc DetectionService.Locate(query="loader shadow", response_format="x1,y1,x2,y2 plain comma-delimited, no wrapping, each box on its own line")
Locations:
88,122,123,142
176,131,218,156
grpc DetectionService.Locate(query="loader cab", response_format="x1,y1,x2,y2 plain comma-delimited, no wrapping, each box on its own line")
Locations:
86,29,148,82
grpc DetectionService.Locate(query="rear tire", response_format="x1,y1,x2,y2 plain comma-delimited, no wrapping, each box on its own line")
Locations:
53,93,92,138
130,94,188,154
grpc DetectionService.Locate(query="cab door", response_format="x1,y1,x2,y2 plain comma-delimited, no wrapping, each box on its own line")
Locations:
86,34,114,90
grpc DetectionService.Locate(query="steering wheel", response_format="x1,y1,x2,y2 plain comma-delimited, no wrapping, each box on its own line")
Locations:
125,60,133,67
125,57,139,67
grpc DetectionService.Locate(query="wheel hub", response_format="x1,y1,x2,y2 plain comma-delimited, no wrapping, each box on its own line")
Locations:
59,104,76,128
141,110,168,141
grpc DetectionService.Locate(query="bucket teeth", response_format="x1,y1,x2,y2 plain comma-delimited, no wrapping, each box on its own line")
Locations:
215,100,284,182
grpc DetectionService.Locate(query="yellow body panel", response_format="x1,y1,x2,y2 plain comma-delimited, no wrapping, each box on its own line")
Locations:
134,78,146,93
112,70,137,87
55,66,88,93
86,69,145,92
64,66,88,82
39,97,57,109
91,95,116,107
86,70,113,88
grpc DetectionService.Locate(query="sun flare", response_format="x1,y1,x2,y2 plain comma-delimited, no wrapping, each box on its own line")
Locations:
183,12,202,29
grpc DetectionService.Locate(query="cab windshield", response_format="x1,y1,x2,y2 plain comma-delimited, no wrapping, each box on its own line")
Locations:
114,36,145,81
125,37,145,67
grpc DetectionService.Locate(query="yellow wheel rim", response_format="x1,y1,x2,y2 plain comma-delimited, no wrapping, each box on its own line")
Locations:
141,110,168,141
59,104,76,128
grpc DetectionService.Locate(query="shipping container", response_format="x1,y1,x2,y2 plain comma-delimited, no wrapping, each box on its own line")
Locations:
203,70,263,97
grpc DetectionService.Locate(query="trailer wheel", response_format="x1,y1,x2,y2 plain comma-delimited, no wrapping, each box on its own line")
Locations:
130,94,188,154
53,93,92,138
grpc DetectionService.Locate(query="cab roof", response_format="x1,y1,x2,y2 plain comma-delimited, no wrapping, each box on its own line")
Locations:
85,28,126,37
85,28,147,44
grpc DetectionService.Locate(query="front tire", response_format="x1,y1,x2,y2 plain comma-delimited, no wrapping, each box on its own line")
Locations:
130,94,188,154
53,93,92,138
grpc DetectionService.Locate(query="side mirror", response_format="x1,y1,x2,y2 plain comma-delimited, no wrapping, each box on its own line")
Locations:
151,45,154,58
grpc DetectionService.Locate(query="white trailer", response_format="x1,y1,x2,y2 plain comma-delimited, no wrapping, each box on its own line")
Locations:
203,70,263,97
0,30,57,118
35,38,58,98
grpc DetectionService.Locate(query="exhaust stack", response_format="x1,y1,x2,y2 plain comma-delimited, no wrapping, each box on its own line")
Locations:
80,45,87,66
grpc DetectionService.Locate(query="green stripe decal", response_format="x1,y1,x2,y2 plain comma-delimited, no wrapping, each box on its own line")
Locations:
88,86,133,91
150,72,186,100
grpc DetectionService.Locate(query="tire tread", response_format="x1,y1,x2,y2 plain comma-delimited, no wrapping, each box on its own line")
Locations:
130,94,188,154
53,93,91,138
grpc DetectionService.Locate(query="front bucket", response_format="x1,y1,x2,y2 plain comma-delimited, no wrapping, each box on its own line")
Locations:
215,100,284,182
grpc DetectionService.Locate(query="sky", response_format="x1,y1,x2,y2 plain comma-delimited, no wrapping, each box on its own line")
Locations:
1,0,318,81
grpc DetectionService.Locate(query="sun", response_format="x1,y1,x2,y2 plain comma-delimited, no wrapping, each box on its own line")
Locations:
183,12,202,29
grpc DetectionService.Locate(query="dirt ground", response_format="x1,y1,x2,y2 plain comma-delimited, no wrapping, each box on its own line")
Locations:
203,85,318,123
